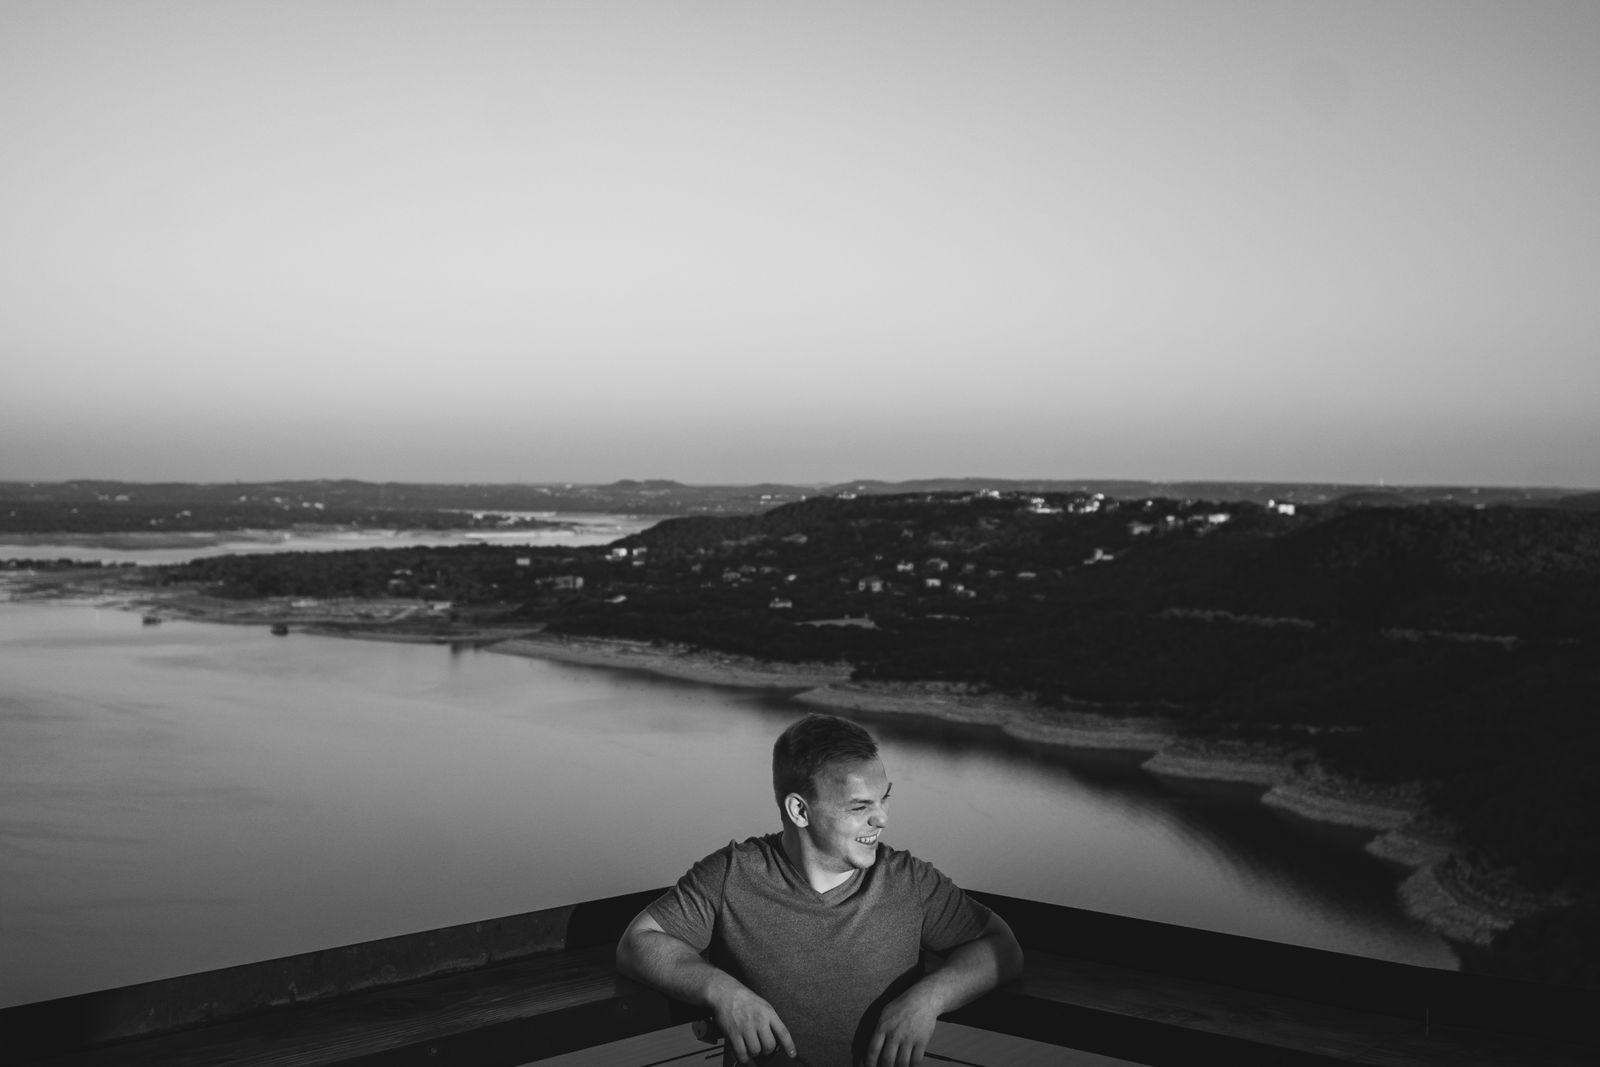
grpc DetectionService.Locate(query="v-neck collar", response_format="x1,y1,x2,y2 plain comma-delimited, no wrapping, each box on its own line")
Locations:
772,833,866,903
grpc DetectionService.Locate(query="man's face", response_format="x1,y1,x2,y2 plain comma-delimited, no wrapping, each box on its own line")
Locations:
802,758,891,874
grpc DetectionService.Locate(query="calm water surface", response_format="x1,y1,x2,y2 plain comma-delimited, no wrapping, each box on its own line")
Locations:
0,600,1457,1007
0,513,656,566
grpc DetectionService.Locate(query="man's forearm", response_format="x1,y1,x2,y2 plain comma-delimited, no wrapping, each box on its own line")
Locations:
618,928,798,1062
616,929,736,1006
909,929,1025,1014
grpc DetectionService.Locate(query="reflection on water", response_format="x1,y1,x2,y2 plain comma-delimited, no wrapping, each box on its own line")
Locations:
0,601,1456,1007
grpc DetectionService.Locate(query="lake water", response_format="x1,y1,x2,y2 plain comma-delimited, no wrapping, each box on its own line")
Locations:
0,599,1457,1008
0,512,658,566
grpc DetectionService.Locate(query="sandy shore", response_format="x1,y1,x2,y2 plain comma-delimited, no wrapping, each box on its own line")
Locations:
794,681,1177,750
1141,739,1301,786
1261,774,1421,831
1398,856,1567,946
493,634,853,689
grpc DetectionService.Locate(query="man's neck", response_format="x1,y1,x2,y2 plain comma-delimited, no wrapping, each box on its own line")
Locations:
778,827,856,895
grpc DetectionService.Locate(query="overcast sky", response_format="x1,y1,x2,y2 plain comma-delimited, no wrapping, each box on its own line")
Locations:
3,1,1595,487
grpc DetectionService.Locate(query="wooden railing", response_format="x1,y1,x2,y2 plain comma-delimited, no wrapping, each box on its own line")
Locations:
3,889,1595,1066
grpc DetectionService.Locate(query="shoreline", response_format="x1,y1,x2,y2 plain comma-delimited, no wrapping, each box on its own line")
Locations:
11,577,1555,954
491,640,1563,949
492,633,853,689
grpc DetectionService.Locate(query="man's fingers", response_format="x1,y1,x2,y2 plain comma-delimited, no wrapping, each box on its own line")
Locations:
891,1034,920,1067
718,996,794,1062
771,1016,797,1058
865,1028,886,1067
866,1028,928,1067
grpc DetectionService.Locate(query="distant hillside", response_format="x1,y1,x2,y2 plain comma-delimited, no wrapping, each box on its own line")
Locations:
826,478,1585,508
3,478,1590,534
1551,491,1600,511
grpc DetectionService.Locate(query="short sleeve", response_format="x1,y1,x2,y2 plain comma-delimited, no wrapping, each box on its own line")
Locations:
645,843,733,954
914,859,993,953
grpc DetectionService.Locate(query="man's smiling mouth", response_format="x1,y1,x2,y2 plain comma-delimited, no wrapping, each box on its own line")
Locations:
855,833,880,845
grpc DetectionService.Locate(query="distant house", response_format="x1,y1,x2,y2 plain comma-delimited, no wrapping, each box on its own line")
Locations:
1128,522,1157,536
1084,548,1114,565
1267,500,1297,516
769,598,793,610
515,557,532,567
1178,511,1232,534
925,558,949,573
552,575,584,590
925,577,942,589
896,561,915,573
858,576,885,593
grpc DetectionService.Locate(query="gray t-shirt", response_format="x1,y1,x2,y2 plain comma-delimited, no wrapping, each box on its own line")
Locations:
647,833,992,1067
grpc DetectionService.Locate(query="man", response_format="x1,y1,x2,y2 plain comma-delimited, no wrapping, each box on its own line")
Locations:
616,713,1024,1067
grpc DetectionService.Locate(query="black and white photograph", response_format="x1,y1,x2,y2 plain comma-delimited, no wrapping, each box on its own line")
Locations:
3,3,1597,1064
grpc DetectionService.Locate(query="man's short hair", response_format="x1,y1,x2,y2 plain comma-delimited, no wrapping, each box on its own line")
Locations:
772,713,879,809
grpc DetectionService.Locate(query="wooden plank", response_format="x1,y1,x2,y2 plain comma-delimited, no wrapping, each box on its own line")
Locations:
949,952,1596,1067
1,889,663,1062
970,890,1598,1047
23,946,684,1067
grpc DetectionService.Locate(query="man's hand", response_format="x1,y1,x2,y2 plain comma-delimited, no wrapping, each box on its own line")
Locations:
617,909,797,1063
864,985,940,1067
708,975,797,1064
864,912,1025,1067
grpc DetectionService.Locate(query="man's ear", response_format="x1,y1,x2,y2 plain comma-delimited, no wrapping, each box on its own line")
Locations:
783,792,809,827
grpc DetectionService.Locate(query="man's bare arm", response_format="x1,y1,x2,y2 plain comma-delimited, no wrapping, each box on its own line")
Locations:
866,911,1025,1067
615,909,797,1063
